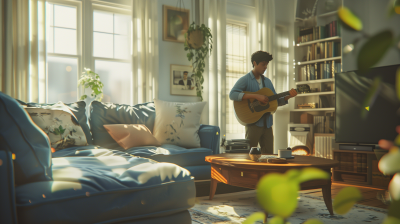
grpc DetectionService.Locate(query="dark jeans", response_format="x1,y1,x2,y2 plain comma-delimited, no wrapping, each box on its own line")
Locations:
245,125,273,154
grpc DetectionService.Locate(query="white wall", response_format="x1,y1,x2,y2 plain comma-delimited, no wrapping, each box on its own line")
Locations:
274,0,296,153
343,0,400,72
157,0,198,103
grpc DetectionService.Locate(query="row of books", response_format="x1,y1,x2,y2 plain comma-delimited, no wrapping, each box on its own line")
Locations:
297,20,341,43
314,135,334,159
333,153,368,172
305,41,341,61
298,61,342,81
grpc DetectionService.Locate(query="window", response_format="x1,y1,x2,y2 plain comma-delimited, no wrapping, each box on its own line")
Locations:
226,22,248,137
45,1,132,104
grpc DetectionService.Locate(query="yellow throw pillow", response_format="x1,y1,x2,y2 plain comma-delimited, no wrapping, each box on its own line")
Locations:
103,124,161,149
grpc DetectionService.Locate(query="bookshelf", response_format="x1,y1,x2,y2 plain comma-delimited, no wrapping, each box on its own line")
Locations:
332,150,391,187
290,6,342,149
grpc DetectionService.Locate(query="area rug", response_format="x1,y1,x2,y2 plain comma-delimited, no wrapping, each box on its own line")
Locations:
189,190,387,224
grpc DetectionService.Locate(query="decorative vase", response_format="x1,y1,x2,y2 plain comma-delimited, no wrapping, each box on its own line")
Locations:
249,147,261,162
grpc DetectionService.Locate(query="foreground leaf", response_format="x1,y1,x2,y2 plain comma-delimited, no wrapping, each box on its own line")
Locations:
257,173,299,218
268,216,285,224
357,30,394,73
361,77,381,118
389,173,400,200
333,187,363,215
382,216,400,224
388,0,400,16
338,7,363,31
304,218,324,224
379,147,400,175
242,212,265,224
295,167,330,183
388,199,400,220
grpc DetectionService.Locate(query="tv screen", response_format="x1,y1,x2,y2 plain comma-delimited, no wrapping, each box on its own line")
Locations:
335,64,400,144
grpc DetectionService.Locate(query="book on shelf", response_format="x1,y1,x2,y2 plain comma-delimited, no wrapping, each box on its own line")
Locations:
297,20,341,44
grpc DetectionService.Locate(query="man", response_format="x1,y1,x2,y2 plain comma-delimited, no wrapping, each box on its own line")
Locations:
178,71,194,90
229,51,297,154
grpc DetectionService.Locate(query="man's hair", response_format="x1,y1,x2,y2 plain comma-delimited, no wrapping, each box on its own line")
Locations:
251,51,273,67
183,71,188,74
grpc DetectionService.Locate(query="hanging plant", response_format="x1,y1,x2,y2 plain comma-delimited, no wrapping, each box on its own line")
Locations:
78,68,104,101
184,22,213,101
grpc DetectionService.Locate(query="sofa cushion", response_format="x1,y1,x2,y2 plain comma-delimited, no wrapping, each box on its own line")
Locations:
153,99,206,148
18,100,93,145
103,124,161,149
25,102,88,151
15,155,195,224
125,144,213,167
90,101,156,148
0,92,52,185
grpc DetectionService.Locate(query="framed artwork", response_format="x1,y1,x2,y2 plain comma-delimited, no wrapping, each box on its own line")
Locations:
163,5,190,43
170,64,196,96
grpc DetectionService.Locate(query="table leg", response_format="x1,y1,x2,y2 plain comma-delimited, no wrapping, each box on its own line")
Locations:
322,184,334,215
209,179,218,200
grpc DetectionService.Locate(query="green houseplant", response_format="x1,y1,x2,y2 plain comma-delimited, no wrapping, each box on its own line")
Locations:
184,22,213,101
78,68,104,101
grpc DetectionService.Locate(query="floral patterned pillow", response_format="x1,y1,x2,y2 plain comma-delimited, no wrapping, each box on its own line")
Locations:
153,99,206,148
25,102,88,151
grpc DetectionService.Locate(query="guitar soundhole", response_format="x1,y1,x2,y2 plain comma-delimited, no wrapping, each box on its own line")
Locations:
248,99,270,112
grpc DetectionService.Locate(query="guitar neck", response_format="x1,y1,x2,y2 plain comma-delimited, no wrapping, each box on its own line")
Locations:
268,90,291,101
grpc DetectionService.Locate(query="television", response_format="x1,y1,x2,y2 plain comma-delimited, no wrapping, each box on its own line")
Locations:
335,64,400,145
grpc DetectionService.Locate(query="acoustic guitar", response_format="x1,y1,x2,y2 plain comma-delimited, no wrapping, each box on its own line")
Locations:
234,87,300,125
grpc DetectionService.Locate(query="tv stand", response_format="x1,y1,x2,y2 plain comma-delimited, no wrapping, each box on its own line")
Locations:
339,144,374,151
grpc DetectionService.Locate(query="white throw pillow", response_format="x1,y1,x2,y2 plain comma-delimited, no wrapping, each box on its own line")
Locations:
153,99,206,148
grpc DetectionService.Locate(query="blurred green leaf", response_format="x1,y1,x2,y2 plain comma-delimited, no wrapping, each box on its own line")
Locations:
268,216,285,224
361,77,381,118
388,0,400,17
338,7,363,31
396,67,400,101
257,173,299,218
379,148,400,175
395,134,400,147
333,187,363,215
303,218,324,224
389,173,400,201
382,216,400,224
295,167,330,183
242,212,265,224
388,199,400,220
357,30,394,73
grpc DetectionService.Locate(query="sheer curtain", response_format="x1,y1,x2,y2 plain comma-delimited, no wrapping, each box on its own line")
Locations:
255,0,276,83
1,0,45,102
131,0,159,104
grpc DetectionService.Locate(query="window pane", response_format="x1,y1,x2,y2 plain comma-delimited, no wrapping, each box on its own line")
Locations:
47,27,54,53
47,56,78,103
54,28,77,55
95,60,131,104
93,11,113,33
114,14,130,35
93,32,113,58
114,35,129,59
54,5,76,29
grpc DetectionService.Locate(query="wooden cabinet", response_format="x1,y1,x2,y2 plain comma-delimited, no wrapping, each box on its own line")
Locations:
332,150,390,187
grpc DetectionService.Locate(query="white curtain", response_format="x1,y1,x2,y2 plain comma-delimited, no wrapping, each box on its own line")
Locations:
199,0,226,134
255,0,276,82
131,0,159,104
0,0,45,102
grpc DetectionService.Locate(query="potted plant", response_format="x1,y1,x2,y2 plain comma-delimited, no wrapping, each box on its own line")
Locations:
184,22,213,101
78,68,104,101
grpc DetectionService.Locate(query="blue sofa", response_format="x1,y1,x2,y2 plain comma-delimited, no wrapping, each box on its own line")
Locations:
0,93,220,224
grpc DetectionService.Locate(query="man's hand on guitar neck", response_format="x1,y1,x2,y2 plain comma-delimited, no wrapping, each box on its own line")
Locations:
242,94,269,104
284,88,298,101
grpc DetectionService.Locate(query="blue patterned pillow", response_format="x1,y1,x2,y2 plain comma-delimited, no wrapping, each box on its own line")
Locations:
0,92,52,185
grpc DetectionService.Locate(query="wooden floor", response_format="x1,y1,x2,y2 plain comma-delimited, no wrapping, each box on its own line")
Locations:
195,180,389,209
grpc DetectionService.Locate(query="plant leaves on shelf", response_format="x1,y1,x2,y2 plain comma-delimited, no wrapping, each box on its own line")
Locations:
333,186,363,215
338,7,363,31
357,30,394,73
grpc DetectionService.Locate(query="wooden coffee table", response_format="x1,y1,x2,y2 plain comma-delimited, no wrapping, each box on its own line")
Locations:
205,153,339,215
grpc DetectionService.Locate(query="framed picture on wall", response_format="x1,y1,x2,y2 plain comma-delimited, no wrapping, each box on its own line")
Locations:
163,5,190,43
170,64,196,96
